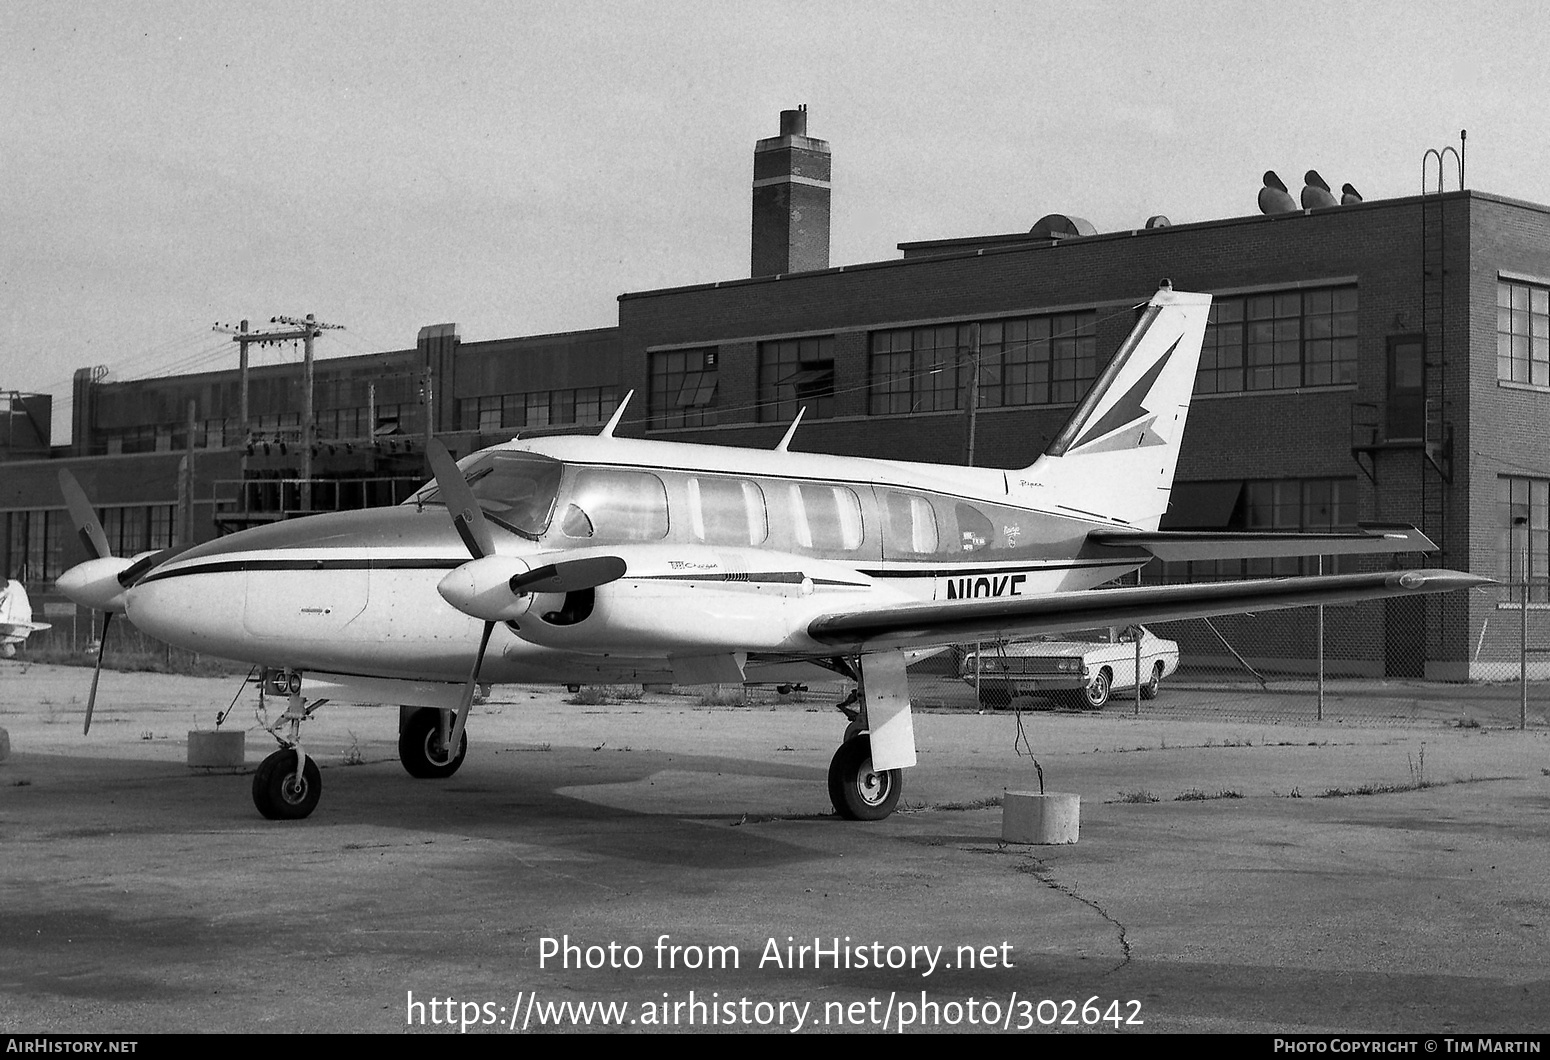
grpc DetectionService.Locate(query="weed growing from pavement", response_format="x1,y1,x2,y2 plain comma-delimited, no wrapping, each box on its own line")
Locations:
1175,789,1243,801
1112,790,1160,804
566,685,645,705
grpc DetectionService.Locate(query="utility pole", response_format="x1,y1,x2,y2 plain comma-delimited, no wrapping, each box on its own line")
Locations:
212,319,252,443
963,322,981,466
214,314,344,514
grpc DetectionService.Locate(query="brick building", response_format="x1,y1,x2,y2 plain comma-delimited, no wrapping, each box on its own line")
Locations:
3,111,1546,678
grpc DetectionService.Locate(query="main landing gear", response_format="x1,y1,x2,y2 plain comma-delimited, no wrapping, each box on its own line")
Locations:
827,687,903,821
398,707,468,779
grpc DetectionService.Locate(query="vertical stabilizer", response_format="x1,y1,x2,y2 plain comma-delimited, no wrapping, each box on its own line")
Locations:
1021,283,1211,529
0,580,31,627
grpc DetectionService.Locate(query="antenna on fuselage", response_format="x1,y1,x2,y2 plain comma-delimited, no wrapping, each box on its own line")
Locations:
774,407,807,452
598,390,633,438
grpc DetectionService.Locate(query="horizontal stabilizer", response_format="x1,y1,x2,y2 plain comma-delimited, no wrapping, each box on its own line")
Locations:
1088,523,1435,561
807,570,1490,653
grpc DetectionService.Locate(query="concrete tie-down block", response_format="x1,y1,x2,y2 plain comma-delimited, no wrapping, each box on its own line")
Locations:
1002,791,1080,844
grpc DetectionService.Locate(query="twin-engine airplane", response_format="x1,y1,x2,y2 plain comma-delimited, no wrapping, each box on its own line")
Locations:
0,579,50,657
55,283,1486,821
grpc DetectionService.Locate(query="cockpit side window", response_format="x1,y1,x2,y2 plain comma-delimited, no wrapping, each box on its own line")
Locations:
559,468,669,542
409,451,563,540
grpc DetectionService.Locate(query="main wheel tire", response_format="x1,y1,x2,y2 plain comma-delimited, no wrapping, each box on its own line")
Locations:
827,734,902,821
1080,669,1111,710
252,749,321,820
399,708,468,779
1140,662,1163,700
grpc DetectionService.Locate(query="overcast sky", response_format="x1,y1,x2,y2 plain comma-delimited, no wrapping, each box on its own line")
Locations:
4,1,1545,441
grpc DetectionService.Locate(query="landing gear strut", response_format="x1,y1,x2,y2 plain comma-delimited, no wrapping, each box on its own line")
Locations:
826,659,907,820
252,668,324,819
399,707,468,779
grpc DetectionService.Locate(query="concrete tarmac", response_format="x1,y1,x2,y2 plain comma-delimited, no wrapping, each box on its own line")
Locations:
1,662,1547,1035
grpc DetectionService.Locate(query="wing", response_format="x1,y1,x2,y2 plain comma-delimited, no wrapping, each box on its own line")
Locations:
806,570,1489,653
1087,523,1434,561
0,621,49,637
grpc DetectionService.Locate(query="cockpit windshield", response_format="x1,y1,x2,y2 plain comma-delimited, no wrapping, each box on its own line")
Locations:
408,451,563,539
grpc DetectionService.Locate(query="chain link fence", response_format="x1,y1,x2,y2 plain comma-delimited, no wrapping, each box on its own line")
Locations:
905,595,1550,729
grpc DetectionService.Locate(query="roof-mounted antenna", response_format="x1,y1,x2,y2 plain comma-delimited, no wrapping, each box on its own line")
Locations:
598,390,633,438
774,407,807,452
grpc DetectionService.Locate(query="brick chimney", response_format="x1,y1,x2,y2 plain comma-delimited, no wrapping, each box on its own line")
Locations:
751,105,831,277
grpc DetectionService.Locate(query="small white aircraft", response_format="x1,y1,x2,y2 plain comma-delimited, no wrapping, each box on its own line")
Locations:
54,283,1486,821
0,579,50,657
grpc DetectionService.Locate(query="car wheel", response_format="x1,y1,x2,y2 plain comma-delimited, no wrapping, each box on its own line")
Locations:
1140,662,1163,700
1080,669,1111,710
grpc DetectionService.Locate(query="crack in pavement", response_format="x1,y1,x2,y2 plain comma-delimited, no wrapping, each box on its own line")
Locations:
1016,855,1132,973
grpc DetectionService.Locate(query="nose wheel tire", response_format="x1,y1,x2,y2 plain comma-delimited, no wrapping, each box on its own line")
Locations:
399,707,468,779
828,734,902,821
253,749,321,820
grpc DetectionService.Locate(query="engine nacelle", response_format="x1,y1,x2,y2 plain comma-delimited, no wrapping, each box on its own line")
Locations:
502,544,910,656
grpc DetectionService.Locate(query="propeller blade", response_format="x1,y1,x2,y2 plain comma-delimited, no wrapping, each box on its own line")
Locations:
510,556,627,595
446,620,495,761
84,611,112,735
426,440,495,560
58,470,112,561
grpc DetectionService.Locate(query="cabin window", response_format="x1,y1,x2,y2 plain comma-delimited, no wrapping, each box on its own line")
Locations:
881,490,939,555
782,483,864,552
687,477,767,546
560,468,669,542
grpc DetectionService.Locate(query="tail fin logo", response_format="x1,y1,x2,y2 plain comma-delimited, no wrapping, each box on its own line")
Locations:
1066,335,1182,453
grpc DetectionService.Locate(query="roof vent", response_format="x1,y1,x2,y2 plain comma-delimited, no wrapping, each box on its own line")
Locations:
1028,214,1097,239
1301,170,1338,209
1144,215,1171,229
1258,171,1297,215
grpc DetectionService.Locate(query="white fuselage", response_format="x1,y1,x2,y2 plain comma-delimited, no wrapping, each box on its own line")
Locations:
124,435,1151,685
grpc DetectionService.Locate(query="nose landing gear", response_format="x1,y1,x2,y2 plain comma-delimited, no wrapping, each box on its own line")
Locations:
252,668,326,820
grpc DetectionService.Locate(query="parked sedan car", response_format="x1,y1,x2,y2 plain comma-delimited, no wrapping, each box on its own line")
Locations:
958,625,1180,709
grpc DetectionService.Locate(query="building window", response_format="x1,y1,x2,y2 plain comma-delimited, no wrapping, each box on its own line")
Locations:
759,336,835,421
1196,286,1357,393
976,311,1098,408
648,349,718,429
575,386,618,425
1154,477,1357,582
1497,281,1550,386
869,325,968,415
870,310,1097,416
460,388,619,433
1498,476,1550,605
